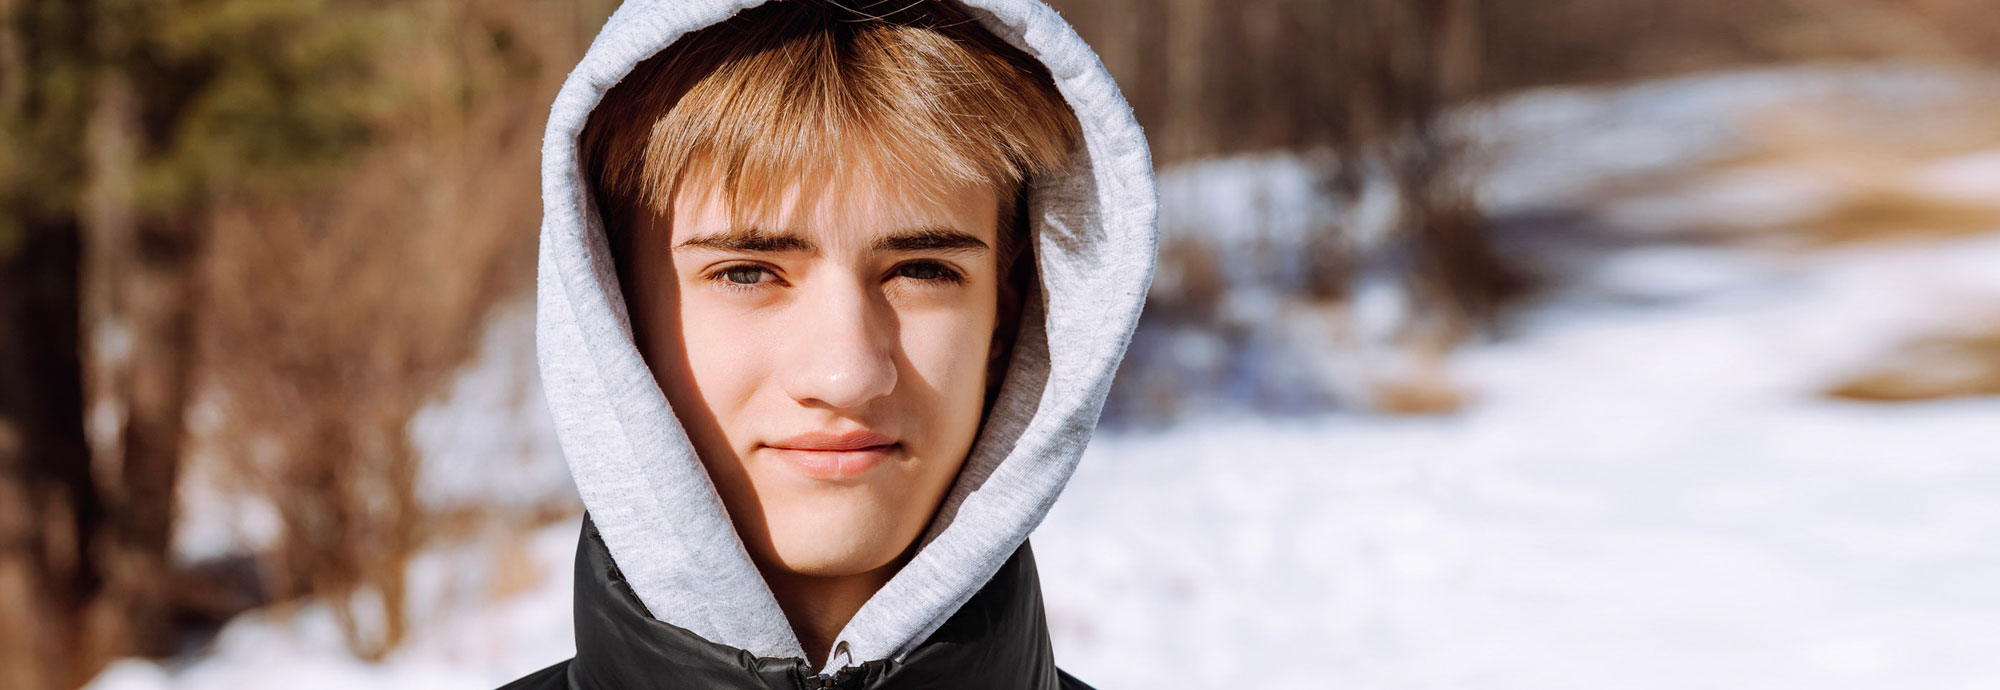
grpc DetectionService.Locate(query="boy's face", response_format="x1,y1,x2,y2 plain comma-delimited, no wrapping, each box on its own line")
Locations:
621,165,1001,580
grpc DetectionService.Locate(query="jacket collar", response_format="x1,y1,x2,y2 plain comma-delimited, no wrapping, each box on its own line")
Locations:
566,516,1063,690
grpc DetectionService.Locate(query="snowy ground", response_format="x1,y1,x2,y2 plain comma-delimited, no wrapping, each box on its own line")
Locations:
1040,235,2000,689
91,64,2000,689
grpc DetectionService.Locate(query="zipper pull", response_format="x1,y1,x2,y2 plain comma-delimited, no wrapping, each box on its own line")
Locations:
798,641,857,689
805,668,858,689
796,660,854,690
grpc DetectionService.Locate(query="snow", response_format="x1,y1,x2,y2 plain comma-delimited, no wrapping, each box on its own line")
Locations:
88,519,581,689
1911,148,2000,204
91,63,2000,689
1465,63,2000,217
1037,234,2000,688
409,297,576,516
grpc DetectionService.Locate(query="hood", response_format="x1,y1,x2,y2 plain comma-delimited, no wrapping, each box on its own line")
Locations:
535,0,1157,673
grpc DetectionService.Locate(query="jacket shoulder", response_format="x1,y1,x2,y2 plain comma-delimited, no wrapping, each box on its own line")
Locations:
497,659,573,690
1057,667,1096,690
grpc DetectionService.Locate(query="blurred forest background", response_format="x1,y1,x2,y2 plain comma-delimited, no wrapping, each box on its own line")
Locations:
4,1,1999,688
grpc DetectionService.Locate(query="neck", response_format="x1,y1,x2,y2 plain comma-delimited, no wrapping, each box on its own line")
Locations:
759,559,902,669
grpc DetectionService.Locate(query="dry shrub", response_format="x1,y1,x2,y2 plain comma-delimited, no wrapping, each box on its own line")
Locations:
1772,98,2000,244
1150,237,1229,321
1689,98,2000,246
1070,0,1511,420
1369,371,1470,416
188,0,577,660
1800,189,2000,246
1366,310,1475,416
1826,318,2000,402
1062,0,1522,384
1057,0,2000,167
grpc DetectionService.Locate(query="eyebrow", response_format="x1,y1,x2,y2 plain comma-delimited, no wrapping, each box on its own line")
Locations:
672,227,813,253
873,227,989,254
672,226,989,255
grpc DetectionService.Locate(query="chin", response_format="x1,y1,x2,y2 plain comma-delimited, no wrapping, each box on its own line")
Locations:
754,488,916,577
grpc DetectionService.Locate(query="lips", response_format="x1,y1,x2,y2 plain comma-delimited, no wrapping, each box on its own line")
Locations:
760,429,899,481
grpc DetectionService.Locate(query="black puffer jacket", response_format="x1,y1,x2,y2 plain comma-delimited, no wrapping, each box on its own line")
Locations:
501,519,1094,690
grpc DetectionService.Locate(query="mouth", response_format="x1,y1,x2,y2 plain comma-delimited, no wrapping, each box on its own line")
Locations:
760,430,900,481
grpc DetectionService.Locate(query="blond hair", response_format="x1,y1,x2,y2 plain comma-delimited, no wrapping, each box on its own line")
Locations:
581,0,1082,261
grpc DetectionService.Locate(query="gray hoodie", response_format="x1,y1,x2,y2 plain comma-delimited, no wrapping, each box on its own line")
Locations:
535,0,1157,675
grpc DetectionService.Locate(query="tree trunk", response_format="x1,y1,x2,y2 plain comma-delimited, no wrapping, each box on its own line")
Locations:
0,1,198,684
1,0,106,686
0,220,98,690
77,53,198,667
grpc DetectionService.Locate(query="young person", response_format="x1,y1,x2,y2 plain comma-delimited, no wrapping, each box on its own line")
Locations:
510,1,1156,687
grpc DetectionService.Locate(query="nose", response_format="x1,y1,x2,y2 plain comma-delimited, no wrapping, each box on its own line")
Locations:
778,273,898,411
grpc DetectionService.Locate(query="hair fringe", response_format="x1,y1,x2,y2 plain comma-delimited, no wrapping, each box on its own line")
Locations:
581,0,1081,260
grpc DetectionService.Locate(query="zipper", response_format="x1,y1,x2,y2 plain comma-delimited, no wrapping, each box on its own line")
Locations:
797,641,859,689
798,666,856,690
795,659,858,690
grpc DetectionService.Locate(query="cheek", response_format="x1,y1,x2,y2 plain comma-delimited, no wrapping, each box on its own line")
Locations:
673,293,773,414
897,291,999,417
630,257,770,446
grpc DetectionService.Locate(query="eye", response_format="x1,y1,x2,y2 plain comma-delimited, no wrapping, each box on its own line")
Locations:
891,260,965,285
720,265,768,285
704,264,779,290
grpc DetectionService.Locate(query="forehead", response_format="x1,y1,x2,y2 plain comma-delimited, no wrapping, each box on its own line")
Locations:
667,163,1001,248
